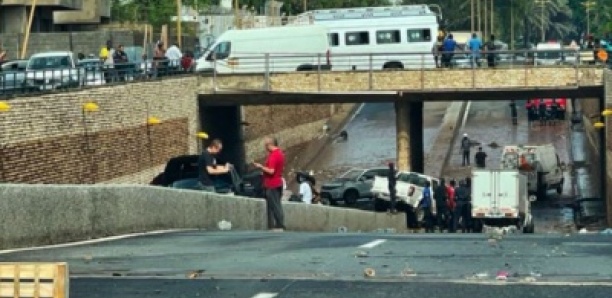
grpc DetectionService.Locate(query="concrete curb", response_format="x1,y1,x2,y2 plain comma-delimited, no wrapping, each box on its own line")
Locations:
425,101,469,178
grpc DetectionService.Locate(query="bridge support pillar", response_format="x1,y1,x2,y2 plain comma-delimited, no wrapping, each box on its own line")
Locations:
395,101,424,173
410,101,424,173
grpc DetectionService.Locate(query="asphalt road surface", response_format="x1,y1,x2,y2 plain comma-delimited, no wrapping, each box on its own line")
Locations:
1,231,611,298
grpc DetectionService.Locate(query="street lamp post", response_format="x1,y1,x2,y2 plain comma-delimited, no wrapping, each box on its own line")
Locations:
490,0,494,37
511,0,514,49
582,1,596,35
535,0,551,42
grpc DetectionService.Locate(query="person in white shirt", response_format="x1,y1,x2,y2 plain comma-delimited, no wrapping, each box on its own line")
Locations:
165,43,183,69
297,173,313,204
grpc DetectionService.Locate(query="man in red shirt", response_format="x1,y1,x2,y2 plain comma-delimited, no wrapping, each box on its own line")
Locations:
253,136,286,231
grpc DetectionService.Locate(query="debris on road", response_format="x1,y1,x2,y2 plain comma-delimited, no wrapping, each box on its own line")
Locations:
601,228,612,235
337,226,348,233
523,276,537,283
363,268,376,278
218,220,232,231
187,270,205,279
354,250,369,258
496,271,509,281
472,272,489,279
401,267,416,277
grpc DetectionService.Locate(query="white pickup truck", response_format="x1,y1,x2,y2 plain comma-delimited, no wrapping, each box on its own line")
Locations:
471,169,536,233
372,171,439,225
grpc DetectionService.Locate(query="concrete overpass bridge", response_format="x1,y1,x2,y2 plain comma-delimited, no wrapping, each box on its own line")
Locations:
199,66,606,173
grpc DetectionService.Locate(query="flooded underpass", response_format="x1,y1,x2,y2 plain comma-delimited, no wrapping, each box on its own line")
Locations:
289,99,604,233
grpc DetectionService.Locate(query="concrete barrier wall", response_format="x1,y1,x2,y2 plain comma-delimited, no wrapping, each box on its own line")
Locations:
0,185,407,250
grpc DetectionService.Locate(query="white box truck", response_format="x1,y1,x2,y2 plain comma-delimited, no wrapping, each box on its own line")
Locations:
195,25,331,74
471,169,536,233
500,144,565,200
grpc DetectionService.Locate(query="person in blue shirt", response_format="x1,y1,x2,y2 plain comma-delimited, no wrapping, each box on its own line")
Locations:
419,181,435,233
442,34,458,68
467,33,483,68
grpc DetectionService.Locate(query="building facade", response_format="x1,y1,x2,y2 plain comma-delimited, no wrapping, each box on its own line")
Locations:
0,0,111,33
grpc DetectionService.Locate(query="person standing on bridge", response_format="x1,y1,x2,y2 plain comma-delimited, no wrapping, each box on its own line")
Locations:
460,134,471,167
253,136,286,232
442,34,458,68
418,181,435,233
467,33,483,68
509,100,518,125
474,147,487,168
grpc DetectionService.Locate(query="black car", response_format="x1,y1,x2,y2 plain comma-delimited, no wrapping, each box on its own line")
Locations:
151,155,264,198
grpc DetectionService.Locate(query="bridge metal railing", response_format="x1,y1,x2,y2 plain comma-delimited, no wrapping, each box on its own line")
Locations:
205,49,607,91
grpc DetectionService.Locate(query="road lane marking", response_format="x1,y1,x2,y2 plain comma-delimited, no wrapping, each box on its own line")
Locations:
252,293,278,298
0,229,198,255
359,239,386,249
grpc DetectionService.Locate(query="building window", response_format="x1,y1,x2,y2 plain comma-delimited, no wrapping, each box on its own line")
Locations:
329,33,339,47
407,29,432,42
376,30,401,44
345,31,370,46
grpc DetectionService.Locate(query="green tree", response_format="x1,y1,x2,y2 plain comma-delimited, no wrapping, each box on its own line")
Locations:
111,0,212,29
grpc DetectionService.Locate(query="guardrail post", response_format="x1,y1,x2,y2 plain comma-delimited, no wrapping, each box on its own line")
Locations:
368,53,373,90
264,53,270,91
317,53,321,92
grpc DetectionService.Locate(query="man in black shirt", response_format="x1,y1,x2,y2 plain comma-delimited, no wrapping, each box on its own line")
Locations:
198,139,231,192
474,147,487,168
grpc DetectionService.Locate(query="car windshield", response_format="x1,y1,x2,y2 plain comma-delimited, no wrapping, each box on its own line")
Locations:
396,173,429,187
28,56,72,70
338,169,363,181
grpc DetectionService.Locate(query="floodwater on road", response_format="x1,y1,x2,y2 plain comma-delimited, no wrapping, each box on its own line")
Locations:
308,102,448,182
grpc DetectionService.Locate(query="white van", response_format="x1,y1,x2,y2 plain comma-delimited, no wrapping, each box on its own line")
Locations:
294,5,440,70
195,25,330,74
500,144,565,199
535,42,564,65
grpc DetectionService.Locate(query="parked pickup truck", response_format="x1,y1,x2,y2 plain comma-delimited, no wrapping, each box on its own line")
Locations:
471,169,536,233
372,171,439,227
319,167,389,205
25,51,84,91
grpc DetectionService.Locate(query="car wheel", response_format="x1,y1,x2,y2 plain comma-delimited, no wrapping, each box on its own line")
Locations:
374,198,388,212
343,189,359,205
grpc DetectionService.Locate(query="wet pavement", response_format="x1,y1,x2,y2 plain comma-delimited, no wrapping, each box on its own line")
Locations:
300,102,448,186
444,100,577,233
2,231,612,297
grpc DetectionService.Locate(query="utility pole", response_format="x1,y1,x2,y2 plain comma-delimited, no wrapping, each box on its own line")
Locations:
582,1,596,35
535,0,549,42
233,0,239,28
484,0,488,39
510,0,514,49
21,0,37,59
176,0,182,48
490,0,494,37
303,0,307,12
471,0,475,33
477,0,481,35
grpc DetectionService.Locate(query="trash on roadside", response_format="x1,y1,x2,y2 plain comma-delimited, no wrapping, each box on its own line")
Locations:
579,228,589,234
337,226,348,233
187,270,205,279
364,268,376,278
523,276,537,283
496,271,509,280
218,220,232,231
473,272,489,279
530,271,542,277
601,228,612,235
384,228,396,234
402,267,417,277
355,250,369,258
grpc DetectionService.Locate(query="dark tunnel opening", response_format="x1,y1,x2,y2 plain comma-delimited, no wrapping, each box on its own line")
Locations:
198,103,246,176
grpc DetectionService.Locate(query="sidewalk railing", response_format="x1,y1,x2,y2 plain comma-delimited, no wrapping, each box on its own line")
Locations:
0,59,195,99
205,49,607,91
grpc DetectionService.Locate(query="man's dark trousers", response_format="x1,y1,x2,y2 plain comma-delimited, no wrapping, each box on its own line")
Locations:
462,150,470,166
265,187,285,229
